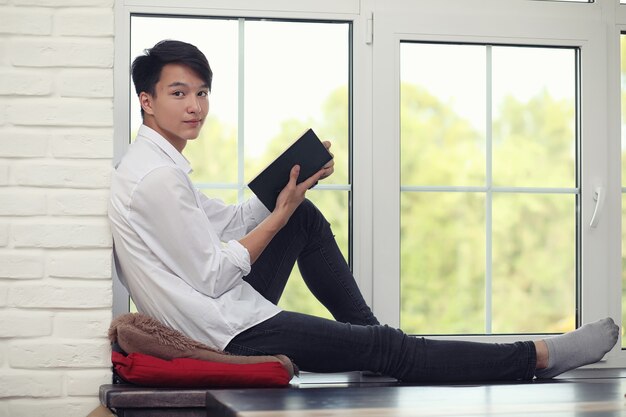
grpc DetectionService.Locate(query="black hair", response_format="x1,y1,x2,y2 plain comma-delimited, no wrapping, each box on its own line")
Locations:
131,40,213,117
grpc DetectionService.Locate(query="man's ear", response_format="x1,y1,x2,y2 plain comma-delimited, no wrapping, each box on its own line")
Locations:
139,92,155,116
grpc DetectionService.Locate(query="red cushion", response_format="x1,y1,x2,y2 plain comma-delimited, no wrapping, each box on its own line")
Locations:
112,351,291,388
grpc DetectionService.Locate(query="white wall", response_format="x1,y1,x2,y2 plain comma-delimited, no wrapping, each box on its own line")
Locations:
0,1,114,415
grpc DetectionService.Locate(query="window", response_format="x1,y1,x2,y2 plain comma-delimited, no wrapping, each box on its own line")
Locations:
620,34,626,348
126,14,351,318
399,43,577,334
115,0,624,366
371,1,614,345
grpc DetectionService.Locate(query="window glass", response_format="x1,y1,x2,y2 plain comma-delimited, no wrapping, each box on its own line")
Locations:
400,43,486,187
131,16,239,185
400,42,577,334
244,20,350,186
492,46,576,188
129,16,351,318
400,192,486,334
620,33,626,348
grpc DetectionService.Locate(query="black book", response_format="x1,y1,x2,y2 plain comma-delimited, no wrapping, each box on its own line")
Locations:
248,128,332,212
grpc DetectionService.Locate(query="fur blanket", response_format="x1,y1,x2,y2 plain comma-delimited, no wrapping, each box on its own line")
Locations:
108,313,296,377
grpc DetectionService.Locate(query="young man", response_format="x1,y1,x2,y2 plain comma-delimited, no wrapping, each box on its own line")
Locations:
109,39,619,382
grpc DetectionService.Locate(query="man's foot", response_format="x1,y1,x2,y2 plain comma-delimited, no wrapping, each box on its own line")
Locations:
535,317,619,379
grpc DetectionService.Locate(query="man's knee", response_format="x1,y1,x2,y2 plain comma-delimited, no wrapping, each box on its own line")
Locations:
293,199,331,236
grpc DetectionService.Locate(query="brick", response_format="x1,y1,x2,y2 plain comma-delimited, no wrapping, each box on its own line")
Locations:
55,9,113,37
8,283,112,309
0,190,46,216
0,129,49,157
0,40,7,66
54,311,111,338
0,70,53,96
48,190,108,216
0,286,7,307
0,251,45,278
9,339,110,368
0,164,8,186
16,0,113,6
0,312,52,337
66,370,111,396
0,223,8,247
8,398,100,417
0,371,63,398
0,103,6,125
50,130,113,158
13,161,111,188
11,221,112,248
0,7,52,36
7,98,112,127
9,39,113,68
48,249,111,278
59,69,112,98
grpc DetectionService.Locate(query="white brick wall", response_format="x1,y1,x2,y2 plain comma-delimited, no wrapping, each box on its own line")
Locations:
0,1,114,415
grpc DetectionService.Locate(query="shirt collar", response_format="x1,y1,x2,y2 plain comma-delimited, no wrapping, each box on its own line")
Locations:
137,125,193,174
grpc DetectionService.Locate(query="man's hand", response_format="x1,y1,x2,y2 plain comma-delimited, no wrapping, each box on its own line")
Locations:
273,165,324,224
320,141,335,180
239,165,324,264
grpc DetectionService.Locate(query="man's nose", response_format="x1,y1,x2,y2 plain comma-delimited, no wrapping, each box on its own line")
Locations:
188,96,202,113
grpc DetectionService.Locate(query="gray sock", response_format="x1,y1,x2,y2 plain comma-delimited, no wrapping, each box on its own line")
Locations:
535,317,619,379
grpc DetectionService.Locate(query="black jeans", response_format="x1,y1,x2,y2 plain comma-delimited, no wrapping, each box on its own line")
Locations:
226,200,537,382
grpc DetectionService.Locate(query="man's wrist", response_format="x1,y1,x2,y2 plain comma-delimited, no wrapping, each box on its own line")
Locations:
269,209,293,230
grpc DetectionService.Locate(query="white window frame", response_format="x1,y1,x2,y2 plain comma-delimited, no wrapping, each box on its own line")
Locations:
371,0,623,367
113,0,625,367
112,0,374,315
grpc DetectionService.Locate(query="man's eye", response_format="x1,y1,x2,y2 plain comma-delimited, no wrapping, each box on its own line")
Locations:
198,91,209,97
173,91,184,97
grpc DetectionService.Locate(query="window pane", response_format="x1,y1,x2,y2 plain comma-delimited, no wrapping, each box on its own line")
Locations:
492,194,576,333
130,16,239,184
244,21,350,185
128,17,352,319
622,195,626,346
492,46,576,188
400,192,486,334
620,33,626,348
622,35,626,190
400,42,578,335
243,20,351,317
401,43,486,187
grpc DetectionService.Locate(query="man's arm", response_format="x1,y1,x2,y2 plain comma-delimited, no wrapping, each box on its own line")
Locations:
239,165,325,263
199,194,270,241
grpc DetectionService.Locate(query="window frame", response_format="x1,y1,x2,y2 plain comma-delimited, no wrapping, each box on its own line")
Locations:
113,0,625,367
112,0,373,316
371,0,623,367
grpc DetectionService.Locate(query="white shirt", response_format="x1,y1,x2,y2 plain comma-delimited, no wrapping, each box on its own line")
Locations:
108,125,281,350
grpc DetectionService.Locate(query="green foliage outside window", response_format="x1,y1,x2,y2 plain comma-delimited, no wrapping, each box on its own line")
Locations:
184,80,577,335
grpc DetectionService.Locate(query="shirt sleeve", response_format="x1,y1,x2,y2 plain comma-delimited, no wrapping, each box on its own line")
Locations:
128,166,251,298
198,193,270,241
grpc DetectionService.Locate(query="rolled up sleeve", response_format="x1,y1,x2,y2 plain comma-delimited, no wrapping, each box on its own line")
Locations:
199,194,270,241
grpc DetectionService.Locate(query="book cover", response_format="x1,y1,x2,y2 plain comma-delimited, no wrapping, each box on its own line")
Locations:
248,128,333,212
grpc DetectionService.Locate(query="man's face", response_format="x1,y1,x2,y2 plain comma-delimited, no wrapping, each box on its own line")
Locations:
140,63,209,151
